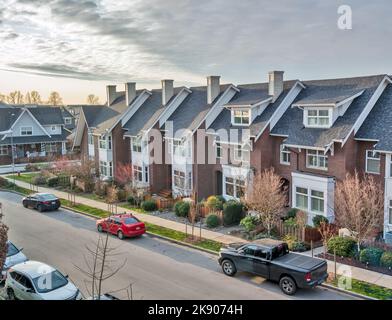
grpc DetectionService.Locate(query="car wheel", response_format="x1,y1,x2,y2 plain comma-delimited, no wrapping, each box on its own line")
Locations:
279,276,297,296
37,205,44,212
97,225,103,233
117,231,125,240
221,259,237,277
22,201,28,208
7,288,16,300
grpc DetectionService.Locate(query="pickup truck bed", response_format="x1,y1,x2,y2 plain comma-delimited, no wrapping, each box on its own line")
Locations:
274,253,325,271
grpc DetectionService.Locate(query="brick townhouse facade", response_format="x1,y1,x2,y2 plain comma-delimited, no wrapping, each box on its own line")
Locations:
73,71,392,242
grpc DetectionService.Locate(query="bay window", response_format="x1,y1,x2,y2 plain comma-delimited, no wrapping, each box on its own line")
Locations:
295,187,325,214
224,177,246,199
306,109,330,127
99,161,113,177
232,110,250,125
295,187,308,210
366,150,380,174
99,136,111,150
307,150,328,170
280,145,290,165
310,190,324,213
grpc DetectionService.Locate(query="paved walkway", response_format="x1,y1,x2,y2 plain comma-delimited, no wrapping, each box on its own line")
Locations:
5,177,392,290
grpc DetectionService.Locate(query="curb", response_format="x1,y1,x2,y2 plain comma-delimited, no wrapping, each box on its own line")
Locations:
320,283,377,300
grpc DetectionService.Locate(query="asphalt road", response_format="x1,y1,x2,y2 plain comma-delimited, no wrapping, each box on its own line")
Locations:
0,191,355,300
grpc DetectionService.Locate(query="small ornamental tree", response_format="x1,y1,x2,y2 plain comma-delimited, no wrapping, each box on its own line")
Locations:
114,163,133,186
243,168,286,235
334,171,383,251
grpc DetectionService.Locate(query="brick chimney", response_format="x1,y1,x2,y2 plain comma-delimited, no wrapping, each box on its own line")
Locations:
161,79,174,106
125,82,136,106
207,76,220,104
106,85,117,106
268,71,284,102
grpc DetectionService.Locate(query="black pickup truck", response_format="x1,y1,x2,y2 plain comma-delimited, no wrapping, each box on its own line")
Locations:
218,239,328,295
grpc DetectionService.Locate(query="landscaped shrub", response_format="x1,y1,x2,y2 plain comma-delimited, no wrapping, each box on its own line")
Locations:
116,189,127,202
127,195,136,205
359,247,384,266
380,251,392,268
141,200,157,212
286,208,298,219
223,200,244,226
0,177,10,187
327,236,357,257
283,217,297,227
94,180,107,197
32,175,47,185
240,215,258,232
312,215,329,228
47,176,59,187
283,235,308,252
206,195,224,211
206,214,220,228
174,201,190,217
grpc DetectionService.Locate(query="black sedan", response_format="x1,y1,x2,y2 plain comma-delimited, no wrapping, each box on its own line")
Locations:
22,193,61,212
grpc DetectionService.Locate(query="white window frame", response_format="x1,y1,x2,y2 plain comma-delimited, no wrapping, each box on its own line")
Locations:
0,145,8,156
51,126,56,132
305,108,331,128
388,200,392,226
224,176,246,199
173,170,187,190
99,161,113,177
88,133,94,145
306,149,328,170
64,118,72,125
310,190,325,214
99,136,112,150
280,145,290,165
295,187,308,211
133,165,143,182
366,150,380,175
216,142,223,159
132,137,142,153
173,140,190,158
295,186,325,215
20,126,33,136
232,109,250,126
233,145,249,163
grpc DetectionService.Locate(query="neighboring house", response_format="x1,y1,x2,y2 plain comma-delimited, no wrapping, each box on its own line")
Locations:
0,106,69,166
61,107,76,132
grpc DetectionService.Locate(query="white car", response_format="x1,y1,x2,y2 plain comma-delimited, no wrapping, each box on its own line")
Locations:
5,261,82,300
1,241,28,282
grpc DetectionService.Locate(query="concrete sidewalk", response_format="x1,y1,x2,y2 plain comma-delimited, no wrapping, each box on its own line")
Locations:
4,178,246,245
5,177,392,291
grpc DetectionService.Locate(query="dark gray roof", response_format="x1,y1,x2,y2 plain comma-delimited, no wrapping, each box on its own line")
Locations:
0,108,22,132
165,84,231,134
0,131,68,146
209,81,298,142
81,91,144,135
356,84,392,151
225,83,271,106
28,107,64,125
293,88,364,106
271,75,386,148
123,87,184,137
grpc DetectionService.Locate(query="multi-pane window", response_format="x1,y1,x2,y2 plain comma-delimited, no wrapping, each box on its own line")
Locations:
99,161,113,177
233,145,249,163
389,200,392,225
0,146,8,156
280,145,290,165
99,136,112,150
173,140,190,158
295,187,308,210
88,133,94,145
366,150,380,174
225,177,246,199
310,190,324,213
216,142,222,159
133,165,143,182
132,137,142,153
233,110,250,125
145,166,149,183
20,127,33,136
307,150,328,170
306,109,330,127
173,170,186,189
99,137,106,149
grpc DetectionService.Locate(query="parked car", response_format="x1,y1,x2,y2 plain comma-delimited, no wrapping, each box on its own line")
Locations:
97,214,146,240
1,241,28,283
218,238,328,295
22,193,61,212
5,261,82,300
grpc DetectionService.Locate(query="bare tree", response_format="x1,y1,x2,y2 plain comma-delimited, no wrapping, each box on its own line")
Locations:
30,91,42,104
106,185,118,205
0,93,6,103
74,233,128,300
0,205,9,272
47,91,63,106
87,94,100,105
243,168,286,235
25,92,32,104
7,91,24,104
318,220,336,257
334,171,383,251
114,163,133,186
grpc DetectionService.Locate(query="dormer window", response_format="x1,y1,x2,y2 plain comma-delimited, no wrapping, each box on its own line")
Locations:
305,109,330,127
232,109,250,125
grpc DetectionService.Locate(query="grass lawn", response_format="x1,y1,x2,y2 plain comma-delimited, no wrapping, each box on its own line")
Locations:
328,276,392,300
120,203,148,214
61,199,109,218
8,173,39,184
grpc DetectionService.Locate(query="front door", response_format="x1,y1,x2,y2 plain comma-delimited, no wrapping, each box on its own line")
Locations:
216,171,223,195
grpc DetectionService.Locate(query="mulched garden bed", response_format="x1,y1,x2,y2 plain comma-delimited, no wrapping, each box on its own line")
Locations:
316,252,392,276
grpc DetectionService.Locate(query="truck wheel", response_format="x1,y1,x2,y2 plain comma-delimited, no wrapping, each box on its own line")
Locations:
279,276,297,295
221,260,237,277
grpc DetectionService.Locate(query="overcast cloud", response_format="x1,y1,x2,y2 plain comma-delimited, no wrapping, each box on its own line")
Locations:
0,0,391,100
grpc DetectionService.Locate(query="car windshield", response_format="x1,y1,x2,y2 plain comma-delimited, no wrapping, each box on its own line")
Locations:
39,194,58,201
32,270,68,293
270,243,289,260
123,217,139,225
6,242,19,257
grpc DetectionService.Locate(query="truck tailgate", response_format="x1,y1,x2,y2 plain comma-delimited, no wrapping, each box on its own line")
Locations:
274,253,325,271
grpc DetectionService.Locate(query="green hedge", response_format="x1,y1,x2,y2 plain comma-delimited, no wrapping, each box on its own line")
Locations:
141,200,157,212
327,236,357,257
47,176,59,187
174,201,190,217
360,247,384,266
380,251,392,268
240,215,258,232
312,215,329,228
206,214,220,228
223,200,244,226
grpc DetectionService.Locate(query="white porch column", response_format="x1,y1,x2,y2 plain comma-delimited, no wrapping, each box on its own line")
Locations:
61,141,67,155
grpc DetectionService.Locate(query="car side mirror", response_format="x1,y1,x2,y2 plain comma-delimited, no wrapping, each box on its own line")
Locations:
65,274,69,279
238,249,245,255
19,247,24,251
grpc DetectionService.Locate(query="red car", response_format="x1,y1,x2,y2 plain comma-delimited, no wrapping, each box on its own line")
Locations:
96,214,146,240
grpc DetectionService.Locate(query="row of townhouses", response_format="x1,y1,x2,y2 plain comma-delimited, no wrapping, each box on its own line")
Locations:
72,71,392,243
0,105,76,167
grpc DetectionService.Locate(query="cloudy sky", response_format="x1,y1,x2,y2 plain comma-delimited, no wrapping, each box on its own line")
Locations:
0,0,391,104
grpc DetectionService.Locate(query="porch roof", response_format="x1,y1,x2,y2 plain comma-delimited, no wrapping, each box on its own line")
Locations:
0,132,68,146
